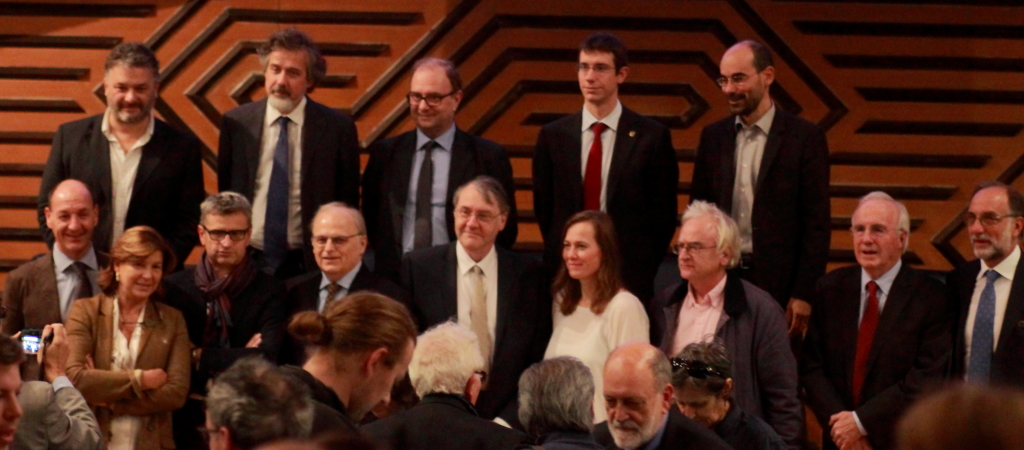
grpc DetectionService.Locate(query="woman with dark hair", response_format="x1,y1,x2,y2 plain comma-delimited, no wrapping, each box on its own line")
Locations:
281,291,418,434
543,210,649,423
65,226,190,450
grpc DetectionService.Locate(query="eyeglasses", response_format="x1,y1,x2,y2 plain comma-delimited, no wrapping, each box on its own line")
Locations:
670,358,726,379
456,208,502,224
407,90,458,106
312,234,363,247
716,72,757,88
201,225,249,242
474,370,488,384
962,212,1020,227
577,63,616,74
672,241,716,255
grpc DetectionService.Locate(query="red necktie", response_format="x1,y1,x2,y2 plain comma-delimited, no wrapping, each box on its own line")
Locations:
853,281,880,405
583,122,608,211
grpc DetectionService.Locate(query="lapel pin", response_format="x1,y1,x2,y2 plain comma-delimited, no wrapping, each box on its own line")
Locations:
629,131,636,137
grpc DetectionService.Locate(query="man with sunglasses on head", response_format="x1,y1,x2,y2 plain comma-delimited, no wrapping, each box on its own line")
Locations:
164,192,288,449
690,40,830,343
948,181,1024,387
652,200,801,448
363,57,518,282
671,341,786,450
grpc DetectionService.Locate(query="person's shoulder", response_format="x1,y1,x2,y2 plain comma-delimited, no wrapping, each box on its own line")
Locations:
223,99,265,119
605,290,646,315
774,108,823,133
406,243,453,264
822,264,861,284
55,114,103,135
306,97,354,123
285,271,321,291
366,130,414,153
621,105,669,133
8,253,52,280
540,111,583,132
699,115,738,135
457,128,505,152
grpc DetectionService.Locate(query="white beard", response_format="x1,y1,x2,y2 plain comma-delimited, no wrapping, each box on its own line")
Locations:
268,95,298,115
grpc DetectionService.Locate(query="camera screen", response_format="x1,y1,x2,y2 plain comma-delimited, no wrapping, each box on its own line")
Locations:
21,335,40,354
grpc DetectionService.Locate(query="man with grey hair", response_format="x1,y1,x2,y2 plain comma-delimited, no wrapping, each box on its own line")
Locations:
401,176,550,424
652,200,801,448
164,191,287,448
363,321,528,449
205,357,315,450
219,27,360,279
594,343,730,450
518,356,603,449
364,56,518,282
802,191,950,450
38,42,204,267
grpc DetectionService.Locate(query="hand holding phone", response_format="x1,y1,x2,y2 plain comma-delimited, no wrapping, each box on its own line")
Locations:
20,328,42,354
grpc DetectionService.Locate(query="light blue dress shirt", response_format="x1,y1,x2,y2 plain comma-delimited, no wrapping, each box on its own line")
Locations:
401,125,456,254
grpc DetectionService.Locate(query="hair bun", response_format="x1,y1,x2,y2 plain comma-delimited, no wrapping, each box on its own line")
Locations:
287,311,332,346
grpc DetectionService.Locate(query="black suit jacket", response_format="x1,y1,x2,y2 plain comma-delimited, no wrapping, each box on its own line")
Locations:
400,243,551,421
38,114,204,266
801,264,951,450
280,264,407,364
532,106,678,305
690,109,830,306
947,257,1024,387
593,407,733,450
217,97,361,271
363,394,528,450
363,127,518,281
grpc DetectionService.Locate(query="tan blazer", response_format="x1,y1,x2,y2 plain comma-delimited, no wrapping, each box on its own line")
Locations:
66,294,190,450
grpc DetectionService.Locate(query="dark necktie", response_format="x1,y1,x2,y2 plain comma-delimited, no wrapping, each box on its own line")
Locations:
853,280,880,405
324,282,342,313
264,116,291,270
583,122,608,211
66,262,93,316
968,270,1000,382
413,141,437,250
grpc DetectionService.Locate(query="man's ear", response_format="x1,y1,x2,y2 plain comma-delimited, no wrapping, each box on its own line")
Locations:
722,378,734,398
364,347,390,375
464,373,482,405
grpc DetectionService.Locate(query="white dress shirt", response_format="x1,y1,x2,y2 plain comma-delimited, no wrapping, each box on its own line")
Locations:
732,105,775,254
964,244,1020,364
317,261,362,314
251,96,307,250
102,109,153,243
580,101,623,212
455,242,498,350
51,246,100,320
401,125,455,253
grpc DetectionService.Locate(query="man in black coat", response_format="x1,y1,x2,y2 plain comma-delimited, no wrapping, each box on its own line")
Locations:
38,43,204,267
363,57,517,282
363,322,528,450
217,28,360,278
532,32,678,306
401,176,550,423
690,40,830,339
801,192,950,450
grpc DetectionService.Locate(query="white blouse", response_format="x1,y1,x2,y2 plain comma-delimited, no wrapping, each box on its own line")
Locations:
108,300,146,450
543,290,649,423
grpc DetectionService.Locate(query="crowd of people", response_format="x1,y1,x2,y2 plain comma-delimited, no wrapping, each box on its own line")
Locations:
0,25,1021,450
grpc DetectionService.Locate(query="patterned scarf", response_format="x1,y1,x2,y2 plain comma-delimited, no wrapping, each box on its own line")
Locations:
193,250,258,349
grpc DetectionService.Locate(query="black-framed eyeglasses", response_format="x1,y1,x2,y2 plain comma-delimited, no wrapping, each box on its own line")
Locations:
312,233,364,247
201,225,249,242
962,212,1020,227
407,91,458,106
670,358,726,379
474,370,488,384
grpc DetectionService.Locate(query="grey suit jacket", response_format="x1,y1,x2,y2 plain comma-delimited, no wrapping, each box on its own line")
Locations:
13,381,102,450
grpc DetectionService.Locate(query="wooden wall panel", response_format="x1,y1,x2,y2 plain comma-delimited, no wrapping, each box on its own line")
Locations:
0,0,1022,275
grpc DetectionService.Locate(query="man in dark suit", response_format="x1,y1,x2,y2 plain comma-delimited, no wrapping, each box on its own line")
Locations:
38,43,204,267
364,322,528,449
401,176,550,423
218,28,360,279
363,57,517,282
690,39,830,339
801,192,951,450
948,181,1024,387
5,180,105,336
593,343,732,450
532,32,678,306
163,192,287,449
283,202,404,364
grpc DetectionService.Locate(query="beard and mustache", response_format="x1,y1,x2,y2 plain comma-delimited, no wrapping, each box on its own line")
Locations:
609,415,664,449
267,84,300,115
111,96,155,125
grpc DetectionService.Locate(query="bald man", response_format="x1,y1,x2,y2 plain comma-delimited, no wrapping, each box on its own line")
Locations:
4,180,105,334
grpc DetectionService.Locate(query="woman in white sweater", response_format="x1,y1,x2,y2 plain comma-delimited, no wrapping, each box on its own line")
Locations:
543,211,650,423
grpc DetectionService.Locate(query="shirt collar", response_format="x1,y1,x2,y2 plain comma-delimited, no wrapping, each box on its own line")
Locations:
264,95,307,128
320,261,363,291
979,244,1021,282
415,124,456,153
101,107,155,149
734,102,776,134
582,100,623,132
52,246,98,273
455,241,498,276
861,259,902,295
686,273,727,308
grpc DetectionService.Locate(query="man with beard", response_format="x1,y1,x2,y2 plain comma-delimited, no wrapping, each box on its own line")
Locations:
948,181,1024,387
163,192,287,448
38,43,204,267
593,343,731,450
218,28,360,279
689,40,830,341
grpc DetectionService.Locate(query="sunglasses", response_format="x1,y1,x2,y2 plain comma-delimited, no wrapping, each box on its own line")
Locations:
670,358,726,379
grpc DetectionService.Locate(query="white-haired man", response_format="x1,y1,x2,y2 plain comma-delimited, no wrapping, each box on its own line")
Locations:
802,191,950,450
363,321,528,449
652,200,801,448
